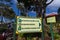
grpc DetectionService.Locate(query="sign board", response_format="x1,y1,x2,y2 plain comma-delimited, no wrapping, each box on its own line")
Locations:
16,16,42,33
47,16,56,23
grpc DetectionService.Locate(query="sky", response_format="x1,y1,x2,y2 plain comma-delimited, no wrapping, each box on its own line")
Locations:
0,0,60,22
46,0,60,14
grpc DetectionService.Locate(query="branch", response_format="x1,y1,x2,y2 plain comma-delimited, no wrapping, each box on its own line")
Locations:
58,7,60,13
46,0,54,5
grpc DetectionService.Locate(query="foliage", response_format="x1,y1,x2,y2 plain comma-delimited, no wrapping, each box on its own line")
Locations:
5,0,11,2
54,32,60,40
0,3,15,19
53,23,60,40
0,24,8,33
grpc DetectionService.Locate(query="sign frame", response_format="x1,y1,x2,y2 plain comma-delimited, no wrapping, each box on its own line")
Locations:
46,16,56,23
16,16,42,33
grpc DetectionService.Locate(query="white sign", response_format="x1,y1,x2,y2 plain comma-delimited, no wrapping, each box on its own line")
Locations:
16,16,42,33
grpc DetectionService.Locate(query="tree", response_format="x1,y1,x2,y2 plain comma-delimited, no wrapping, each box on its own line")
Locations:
42,0,54,14
5,0,11,2
17,0,54,17
0,2,15,34
39,0,54,18
14,0,55,40
41,0,54,40
58,7,60,14
0,3,15,19
3,7,15,19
